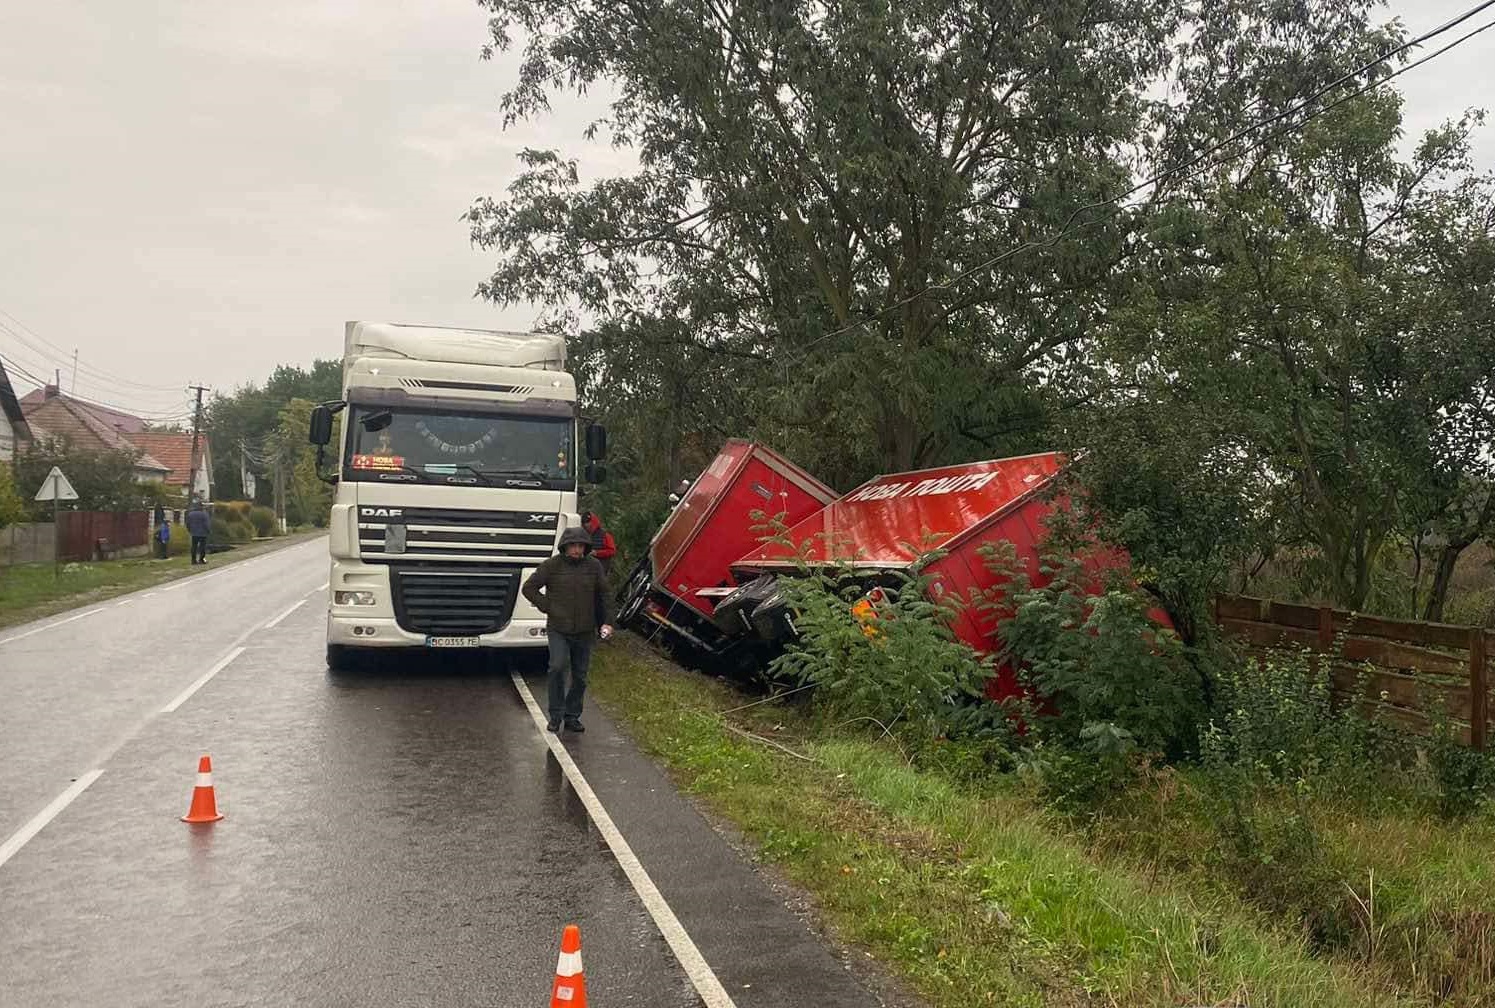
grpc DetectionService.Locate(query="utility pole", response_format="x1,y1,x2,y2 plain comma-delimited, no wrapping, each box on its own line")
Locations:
71,350,79,395
273,440,287,534
186,384,208,503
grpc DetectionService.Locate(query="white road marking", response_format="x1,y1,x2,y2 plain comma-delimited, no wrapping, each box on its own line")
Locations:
265,599,307,629
0,607,106,648
509,671,739,1008
162,647,245,713
0,770,104,871
115,599,133,607
315,582,329,593
160,580,189,593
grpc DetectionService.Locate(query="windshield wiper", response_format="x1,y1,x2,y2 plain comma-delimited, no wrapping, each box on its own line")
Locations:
476,467,552,479
427,463,498,484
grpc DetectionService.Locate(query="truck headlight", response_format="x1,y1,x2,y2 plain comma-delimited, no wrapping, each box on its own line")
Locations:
335,590,376,606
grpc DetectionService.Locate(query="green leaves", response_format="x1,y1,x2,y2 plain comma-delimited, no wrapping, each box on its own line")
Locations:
768,563,994,740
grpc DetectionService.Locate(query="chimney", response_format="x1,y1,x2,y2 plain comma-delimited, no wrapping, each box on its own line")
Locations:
44,384,59,400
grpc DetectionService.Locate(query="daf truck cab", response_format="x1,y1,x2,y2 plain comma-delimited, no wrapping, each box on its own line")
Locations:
307,321,606,670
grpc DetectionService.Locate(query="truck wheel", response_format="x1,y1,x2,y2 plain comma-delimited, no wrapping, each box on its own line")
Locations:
326,644,357,672
618,564,652,627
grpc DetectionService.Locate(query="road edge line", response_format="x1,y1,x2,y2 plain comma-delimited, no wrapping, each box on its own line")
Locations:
162,647,246,713
0,606,106,648
265,599,307,629
509,670,739,1008
0,770,104,870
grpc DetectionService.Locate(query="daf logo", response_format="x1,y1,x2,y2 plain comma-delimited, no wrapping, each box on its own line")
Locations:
527,514,549,523
360,507,404,518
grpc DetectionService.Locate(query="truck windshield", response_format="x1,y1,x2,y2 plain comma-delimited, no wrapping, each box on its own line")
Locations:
342,405,574,489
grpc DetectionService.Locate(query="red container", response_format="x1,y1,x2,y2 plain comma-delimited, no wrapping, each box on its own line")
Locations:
644,440,835,621
734,452,1163,702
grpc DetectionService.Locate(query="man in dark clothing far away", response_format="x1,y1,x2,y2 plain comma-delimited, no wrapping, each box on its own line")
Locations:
522,526,615,733
185,502,212,565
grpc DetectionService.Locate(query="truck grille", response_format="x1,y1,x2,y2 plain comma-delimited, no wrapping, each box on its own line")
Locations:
391,566,521,636
358,506,558,565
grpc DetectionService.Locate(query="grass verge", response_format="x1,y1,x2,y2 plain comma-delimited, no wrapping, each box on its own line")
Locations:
591,641,1420,1008
0,532,324,630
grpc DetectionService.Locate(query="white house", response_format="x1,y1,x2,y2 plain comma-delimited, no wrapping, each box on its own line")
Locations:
0,358,32,462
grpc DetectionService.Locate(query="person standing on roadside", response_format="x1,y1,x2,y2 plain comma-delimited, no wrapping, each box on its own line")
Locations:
580,510,616,576
185,500,212,565
156,516,172,559
522,526,614,734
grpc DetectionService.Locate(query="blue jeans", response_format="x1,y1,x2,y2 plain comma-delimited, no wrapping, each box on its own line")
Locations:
547,631,594,721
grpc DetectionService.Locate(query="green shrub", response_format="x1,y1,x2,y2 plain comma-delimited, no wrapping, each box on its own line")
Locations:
226,520,255,543
212,500,253,522
1423,709,1495,819
1201,651,1405,794
210,516,232,543
979,539,1206,761
769,562,994,742
248,506,278,537
167,522,191,557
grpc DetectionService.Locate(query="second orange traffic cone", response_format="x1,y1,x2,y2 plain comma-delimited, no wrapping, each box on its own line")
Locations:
549,924,586,1007
181,754,224,823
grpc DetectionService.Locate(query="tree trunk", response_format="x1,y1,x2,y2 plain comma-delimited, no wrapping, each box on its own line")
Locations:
876,402,921,472
1423,542,1468,623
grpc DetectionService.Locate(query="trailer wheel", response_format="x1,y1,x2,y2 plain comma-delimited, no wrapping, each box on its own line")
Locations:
617,565,652,627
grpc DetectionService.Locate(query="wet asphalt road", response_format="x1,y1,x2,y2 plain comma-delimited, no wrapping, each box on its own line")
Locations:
0,539,883,1007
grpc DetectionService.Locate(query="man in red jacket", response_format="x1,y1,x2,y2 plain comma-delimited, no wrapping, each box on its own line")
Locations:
581,511,616,576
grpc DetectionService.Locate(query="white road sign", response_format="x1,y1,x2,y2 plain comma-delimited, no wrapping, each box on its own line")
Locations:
34,466,79,503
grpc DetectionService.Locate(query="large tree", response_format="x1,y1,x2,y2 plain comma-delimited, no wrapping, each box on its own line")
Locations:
1091,28,1494,612
206,361,342,501
469,0,1180,472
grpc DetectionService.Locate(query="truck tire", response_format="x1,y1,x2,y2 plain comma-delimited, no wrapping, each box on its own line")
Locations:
617,563,652,628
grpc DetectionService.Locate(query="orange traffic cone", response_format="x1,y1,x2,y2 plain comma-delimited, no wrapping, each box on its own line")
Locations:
181,754,224,823
549,924,586,1007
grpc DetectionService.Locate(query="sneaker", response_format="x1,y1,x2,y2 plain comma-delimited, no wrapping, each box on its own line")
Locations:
564,719,585,733
546,718,561,733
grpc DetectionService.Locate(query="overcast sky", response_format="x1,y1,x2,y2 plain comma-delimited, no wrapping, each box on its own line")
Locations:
0,1,1489,422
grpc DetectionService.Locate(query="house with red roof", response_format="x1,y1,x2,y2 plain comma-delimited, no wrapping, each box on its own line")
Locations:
22,388,171,483
123,431,213,501
18,385,146,435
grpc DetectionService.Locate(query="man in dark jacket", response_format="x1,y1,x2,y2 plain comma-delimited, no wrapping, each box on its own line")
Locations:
580,511,617,576
185,501,212,565
522,526,615,733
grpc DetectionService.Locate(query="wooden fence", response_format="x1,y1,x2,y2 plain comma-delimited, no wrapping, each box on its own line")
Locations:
1215,594,1491,751
57,511,149,562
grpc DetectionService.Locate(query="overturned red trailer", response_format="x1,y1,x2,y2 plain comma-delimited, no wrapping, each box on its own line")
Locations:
617,442,1161,698
727,452,1121,700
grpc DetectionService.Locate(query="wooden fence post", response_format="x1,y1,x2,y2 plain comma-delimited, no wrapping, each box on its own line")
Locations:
1317,606,1334,650
1471,628,1488,752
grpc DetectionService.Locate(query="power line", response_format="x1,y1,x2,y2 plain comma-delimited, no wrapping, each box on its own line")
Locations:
0,340,193,418
0,354,198,422
0,309,182,393
778,0,1495,359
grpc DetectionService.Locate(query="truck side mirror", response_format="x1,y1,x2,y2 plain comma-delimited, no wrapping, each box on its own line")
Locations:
585,422,608,461
308,405,334,447
585,462,607,485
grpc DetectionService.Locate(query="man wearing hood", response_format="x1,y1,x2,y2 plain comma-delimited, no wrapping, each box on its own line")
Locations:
185,500,212,565
522,525,615,733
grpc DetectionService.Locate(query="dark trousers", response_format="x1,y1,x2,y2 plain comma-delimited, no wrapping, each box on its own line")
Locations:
191,536,208,564
546,630,595,721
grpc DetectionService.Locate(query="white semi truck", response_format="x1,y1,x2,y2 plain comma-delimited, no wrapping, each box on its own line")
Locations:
307,321,607,670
